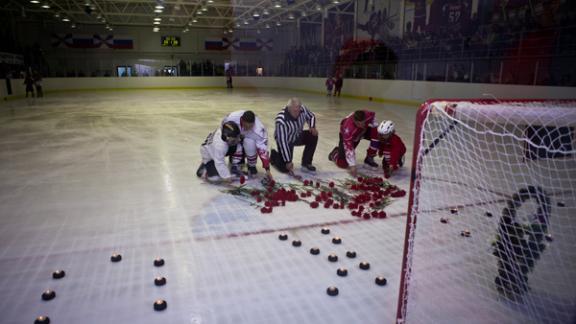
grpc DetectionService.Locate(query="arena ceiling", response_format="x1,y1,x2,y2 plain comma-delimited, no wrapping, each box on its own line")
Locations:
5,0,354,32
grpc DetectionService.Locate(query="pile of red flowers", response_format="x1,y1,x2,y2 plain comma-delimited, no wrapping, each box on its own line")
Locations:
224,175,406,219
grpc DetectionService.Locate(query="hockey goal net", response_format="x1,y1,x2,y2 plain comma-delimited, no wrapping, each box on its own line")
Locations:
397,99,576,323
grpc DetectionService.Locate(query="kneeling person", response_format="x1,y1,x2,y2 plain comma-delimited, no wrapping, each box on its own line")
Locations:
222,110,272,180
328,110,378,176
372,120,406,178
197,121,243,183
271,98,318,175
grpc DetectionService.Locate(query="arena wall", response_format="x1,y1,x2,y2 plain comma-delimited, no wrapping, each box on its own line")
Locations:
2,77,574,106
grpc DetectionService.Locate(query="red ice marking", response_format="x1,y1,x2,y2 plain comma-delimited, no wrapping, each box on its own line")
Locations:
2,195,552,264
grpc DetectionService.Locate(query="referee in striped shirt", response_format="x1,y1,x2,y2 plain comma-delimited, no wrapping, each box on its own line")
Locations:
271,98,318,174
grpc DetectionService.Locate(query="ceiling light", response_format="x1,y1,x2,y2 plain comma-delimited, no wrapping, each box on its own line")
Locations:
228,28,233,33
62,17,70,22
71,23,76,28
154,17,161,21
154,9,163,13
196,10,203,14
155,5,164,10
252,11,260,18
263,8,270,16
90,5,96,10
235,23,240,27
223,30,227,35
288,13,295,20
315,4,322,11
192,18,198,22
41,3,50,9
153,27,160,32
174,4,180,10
332,0,340,3
207,0,214,3
96,14,102,19
276,21,281,26
153,21,160,25
84,0,90,6
243,20,249,25
54,12,60,18
265,23,271,29
274,2,281,8
30,0,40,3
301,11,307,17
202,6,208,12
109,27,113,31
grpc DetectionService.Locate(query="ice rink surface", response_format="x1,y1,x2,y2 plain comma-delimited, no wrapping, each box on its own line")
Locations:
0,89,417,324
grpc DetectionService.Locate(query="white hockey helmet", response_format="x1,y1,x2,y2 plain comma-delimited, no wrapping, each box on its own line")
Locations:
377,120,395,136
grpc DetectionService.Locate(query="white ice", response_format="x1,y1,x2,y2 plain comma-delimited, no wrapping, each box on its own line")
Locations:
0,89,417,324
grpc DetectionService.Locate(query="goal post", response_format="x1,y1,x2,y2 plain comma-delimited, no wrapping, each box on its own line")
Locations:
397,99,576,323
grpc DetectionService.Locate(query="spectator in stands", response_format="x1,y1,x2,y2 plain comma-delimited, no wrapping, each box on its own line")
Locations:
23,72,35,98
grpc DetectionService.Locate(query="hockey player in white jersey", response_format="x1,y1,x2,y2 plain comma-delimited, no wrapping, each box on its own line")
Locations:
222,110,273,181
197,121,243,183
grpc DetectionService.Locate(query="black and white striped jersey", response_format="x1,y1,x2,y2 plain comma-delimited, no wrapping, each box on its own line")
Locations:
274,105,316,162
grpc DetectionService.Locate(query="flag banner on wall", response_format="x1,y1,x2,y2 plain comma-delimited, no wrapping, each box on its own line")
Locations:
51,34,134,49
356,0,401,41
204,38,273,51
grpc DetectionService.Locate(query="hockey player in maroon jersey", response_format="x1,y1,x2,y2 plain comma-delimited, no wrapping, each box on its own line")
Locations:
368,120,406,178
328,110,378,177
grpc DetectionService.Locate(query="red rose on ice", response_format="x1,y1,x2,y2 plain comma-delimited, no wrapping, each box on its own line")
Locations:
239,175,246,185
329,182,335,188
391,190,406,198
303,180,309,186
256,197,262,203
310,201,319,209
316,182,320,188
363,213,371,219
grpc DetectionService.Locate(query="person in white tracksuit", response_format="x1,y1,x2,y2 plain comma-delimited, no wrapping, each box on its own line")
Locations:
221,110,273,180
197,121,243,183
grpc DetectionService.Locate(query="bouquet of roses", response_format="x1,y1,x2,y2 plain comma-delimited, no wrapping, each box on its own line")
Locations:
223,174,406,219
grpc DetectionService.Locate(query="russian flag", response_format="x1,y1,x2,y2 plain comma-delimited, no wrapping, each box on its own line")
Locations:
70,37,99,48
205,38,228,50
235,39,259,51
110,38,134,49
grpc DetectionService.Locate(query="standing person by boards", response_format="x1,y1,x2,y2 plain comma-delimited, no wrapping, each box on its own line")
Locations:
226,68,233,89
24,72,35,98
33,71,43,98
270,98,319,176
334,75,343,97
325,76,335,96
328,110,378,177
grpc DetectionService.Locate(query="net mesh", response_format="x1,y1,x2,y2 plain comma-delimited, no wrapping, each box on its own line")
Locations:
398,100,576,324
